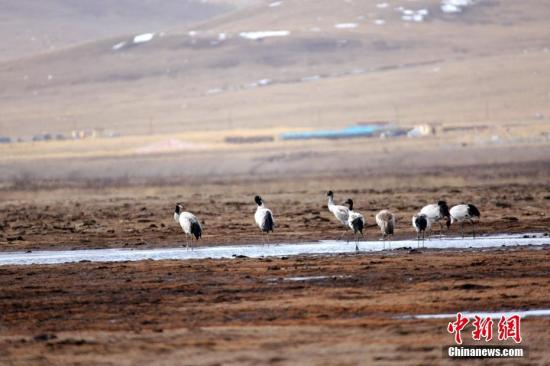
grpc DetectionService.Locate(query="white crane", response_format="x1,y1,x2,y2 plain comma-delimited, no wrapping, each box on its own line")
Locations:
254,195,274,243
327,190,350,239
174,203,202,249
412,213,430,247
375,210,395,249
450,204,481,238
344,198,365,251
420,200,451,237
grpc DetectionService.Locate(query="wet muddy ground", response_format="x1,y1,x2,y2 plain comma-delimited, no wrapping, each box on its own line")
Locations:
1,169,549,253
1,249,550,365
0,164,549,365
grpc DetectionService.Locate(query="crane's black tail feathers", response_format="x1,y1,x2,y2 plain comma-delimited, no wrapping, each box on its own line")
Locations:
415,216,428,232
386,221,394,235
263,211,274,232
438,201,450,219
467,204,481,218
191,222,202,240
352,217,363,235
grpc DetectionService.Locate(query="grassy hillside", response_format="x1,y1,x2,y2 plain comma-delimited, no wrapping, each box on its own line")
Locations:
0,0,549,137
0,0,238,62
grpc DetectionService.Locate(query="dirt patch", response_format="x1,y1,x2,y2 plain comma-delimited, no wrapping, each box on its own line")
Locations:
1,249,549,365
0,161,548,252
0,160,549,364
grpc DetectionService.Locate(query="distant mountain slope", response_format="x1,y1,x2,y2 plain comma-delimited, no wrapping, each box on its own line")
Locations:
0,0,549,137
0,0,239,62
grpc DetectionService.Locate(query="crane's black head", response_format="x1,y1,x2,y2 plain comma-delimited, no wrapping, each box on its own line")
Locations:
175,203,182,214
327,190,334,197
344,198,354,210
254,195,263,206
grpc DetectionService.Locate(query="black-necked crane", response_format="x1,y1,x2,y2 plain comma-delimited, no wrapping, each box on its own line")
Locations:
420,200,451,237
375,209,395,249
327,190,350,239
450,204,481,238
412,213,430,247
344,198,365,251
174,203,202,249
254,195,274,243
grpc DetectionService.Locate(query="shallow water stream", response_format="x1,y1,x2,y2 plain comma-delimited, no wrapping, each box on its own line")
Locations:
0,233,547,266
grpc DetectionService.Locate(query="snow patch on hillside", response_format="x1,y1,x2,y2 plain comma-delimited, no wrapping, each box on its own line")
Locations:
133,33,154,44
441,0,474,13
112,41,126,50
334,23,358,29
397,8,429,22
239,30,290,40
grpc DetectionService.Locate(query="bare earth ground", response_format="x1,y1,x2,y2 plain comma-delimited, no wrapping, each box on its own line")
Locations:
2,1,550,364
1,152,549,251
1,156,550,365
1,249,550,365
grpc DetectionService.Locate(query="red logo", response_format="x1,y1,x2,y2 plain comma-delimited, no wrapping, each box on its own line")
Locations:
447,312,469,344
498,315,522,343
472,315,494,342
448,313,522,344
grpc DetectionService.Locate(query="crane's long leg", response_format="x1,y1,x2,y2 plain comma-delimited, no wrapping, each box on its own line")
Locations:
344,227,355,244
261,231,269,247
461,222,464,238
423,230,426,247
338,228,348,241
384,234,391,250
